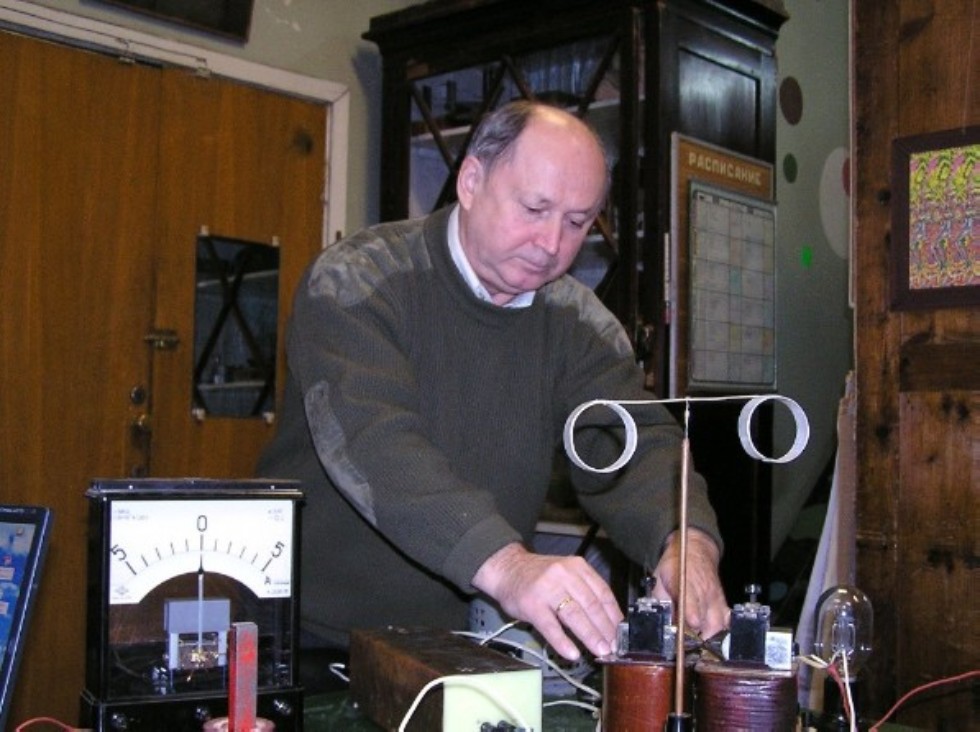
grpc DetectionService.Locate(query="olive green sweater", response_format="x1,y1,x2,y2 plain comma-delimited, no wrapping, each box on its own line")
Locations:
256,205,720,648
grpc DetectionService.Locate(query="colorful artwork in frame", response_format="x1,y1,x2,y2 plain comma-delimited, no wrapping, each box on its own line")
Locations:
890,125,980,309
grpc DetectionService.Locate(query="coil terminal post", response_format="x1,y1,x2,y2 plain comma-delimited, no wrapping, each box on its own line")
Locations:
615,575,676,659
723,584,794,670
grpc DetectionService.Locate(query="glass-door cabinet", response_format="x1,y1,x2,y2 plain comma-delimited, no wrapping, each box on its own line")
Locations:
365,0,790,608
364,0,786,395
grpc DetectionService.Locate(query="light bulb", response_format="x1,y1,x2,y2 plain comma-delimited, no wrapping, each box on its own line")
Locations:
813,585,873,676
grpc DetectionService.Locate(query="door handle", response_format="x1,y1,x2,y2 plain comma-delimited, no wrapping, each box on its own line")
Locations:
144,329,180,350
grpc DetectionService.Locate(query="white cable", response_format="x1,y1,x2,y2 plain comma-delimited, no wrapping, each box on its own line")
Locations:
841,649,857,732
542,696,602,731
542,698,599,714
564,394,810,473
453,630,602,700
327,662,349,684
474,620,520,645
396,674,532,732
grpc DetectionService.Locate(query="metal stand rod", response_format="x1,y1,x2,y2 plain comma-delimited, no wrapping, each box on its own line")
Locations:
674,409,691,716
664,712,693,732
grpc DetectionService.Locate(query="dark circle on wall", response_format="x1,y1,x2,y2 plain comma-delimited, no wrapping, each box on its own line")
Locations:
842,155,851,197
783,153,798,183
779,77,803,125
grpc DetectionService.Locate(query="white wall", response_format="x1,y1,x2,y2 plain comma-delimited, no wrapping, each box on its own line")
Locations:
771,0,853,555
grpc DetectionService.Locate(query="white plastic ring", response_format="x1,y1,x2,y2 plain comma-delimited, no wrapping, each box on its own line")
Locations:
737,395,810,463
563,399,639,474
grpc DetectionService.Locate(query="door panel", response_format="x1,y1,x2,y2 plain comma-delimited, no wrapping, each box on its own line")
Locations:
0,32,161,724
0,32,327,725
149,68,325,478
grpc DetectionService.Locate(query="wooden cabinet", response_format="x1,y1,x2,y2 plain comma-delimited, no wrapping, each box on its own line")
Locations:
364,0,787,606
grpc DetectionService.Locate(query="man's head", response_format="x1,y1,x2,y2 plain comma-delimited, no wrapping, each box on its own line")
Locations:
456,101,610,306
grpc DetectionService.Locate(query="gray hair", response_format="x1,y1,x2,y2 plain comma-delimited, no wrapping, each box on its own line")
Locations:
467,100,611,184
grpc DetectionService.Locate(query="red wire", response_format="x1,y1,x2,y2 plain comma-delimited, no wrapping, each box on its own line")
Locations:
825,663,854,724
14,717,84,732
870,669,980,731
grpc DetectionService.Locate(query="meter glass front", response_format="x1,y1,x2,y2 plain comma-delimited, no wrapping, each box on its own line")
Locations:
102,497,296,701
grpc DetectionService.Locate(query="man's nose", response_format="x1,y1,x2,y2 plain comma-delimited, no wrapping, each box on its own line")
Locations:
534,216,562,255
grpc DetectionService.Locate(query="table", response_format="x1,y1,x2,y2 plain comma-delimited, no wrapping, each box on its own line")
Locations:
303,692,924,731
304,691,599,731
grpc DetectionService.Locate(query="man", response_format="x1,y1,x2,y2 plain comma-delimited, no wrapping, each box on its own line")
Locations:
257,100,728,664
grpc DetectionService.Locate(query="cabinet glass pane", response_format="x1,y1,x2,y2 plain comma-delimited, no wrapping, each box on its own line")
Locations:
407,35,622,293
193,236,279,418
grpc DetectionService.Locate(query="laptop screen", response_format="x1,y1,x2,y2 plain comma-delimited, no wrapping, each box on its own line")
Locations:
0,505,52,730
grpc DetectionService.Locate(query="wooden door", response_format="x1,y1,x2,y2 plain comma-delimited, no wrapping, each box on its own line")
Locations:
0,31,326,725
0,32,162,725
148,68,325,477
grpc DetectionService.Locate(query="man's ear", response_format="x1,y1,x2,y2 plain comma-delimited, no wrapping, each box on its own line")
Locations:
456,155,483,209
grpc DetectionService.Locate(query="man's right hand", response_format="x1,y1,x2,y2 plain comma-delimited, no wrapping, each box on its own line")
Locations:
471,542,623,661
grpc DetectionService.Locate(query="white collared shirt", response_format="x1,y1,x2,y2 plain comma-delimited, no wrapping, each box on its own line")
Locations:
448,206,535,309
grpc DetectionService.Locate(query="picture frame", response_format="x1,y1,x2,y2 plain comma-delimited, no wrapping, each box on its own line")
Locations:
890,125,979,310
95,0,255,42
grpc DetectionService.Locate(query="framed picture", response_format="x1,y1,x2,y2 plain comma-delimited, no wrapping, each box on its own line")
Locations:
890,125,980,310
96,0,255,42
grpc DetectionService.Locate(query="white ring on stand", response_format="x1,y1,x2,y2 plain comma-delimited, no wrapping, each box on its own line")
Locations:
563,399,639,474
737,395,810,463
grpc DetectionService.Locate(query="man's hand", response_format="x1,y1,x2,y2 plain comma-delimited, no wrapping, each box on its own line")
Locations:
471,542,623,661
650,528,729,638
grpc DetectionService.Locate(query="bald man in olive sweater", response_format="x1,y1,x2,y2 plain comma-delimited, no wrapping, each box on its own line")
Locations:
257,101,728,663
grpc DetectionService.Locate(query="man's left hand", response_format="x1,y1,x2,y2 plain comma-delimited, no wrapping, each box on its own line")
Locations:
650,528,729,638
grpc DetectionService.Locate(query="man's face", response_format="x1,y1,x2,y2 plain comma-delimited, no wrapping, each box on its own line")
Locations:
456,113,607,305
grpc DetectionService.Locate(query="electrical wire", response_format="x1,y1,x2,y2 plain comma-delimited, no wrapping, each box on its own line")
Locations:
328,661,350,684
14,718,89,731
473,620,521,645
454,629,602,700
869,669,980,731
840,649,857,732
824,662,855,730
798,651,857,730
396,674,532,732
542,698,599,715
542,698,601,732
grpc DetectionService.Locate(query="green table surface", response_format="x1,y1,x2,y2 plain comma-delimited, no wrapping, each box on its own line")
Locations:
303,692,923,731
304,691,599,731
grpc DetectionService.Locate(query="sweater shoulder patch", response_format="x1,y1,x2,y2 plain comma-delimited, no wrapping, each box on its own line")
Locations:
307,220,432,307
541,276,635,358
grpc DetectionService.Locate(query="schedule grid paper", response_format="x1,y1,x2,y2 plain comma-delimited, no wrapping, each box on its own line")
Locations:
687,182,777,391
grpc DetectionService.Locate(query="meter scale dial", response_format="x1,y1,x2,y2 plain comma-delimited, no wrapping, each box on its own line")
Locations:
108,498,293,605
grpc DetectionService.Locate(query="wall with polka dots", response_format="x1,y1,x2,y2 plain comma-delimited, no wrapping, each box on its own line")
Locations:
770,0,852,558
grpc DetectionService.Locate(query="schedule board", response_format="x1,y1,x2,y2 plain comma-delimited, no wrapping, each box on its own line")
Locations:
669,133,775,396
687,182,777,391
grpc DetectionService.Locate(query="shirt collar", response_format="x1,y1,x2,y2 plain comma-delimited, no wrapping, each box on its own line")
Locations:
448,205,535,309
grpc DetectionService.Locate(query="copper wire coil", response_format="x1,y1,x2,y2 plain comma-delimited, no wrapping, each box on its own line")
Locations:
694,660,798,731
601,657,697,731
